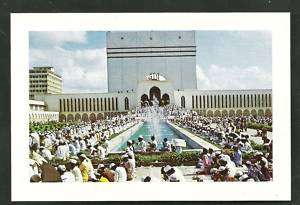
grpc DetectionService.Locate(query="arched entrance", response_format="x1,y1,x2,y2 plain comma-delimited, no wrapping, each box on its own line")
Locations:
82,113,89,122
59,114,66,122
90,113,96,122
75,113,81,122
140,94,149,107
67,114,74,122
149,86,161,105
161,93,170,106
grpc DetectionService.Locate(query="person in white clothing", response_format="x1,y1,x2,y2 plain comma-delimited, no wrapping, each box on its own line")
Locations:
69,159,83,182
110,163,127,182
163,165,185,182
40,146,53,161
136,136,147,152
57,165,75,182
56,141,68,160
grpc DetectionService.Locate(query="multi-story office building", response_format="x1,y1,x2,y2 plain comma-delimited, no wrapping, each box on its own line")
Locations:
29,66,62,99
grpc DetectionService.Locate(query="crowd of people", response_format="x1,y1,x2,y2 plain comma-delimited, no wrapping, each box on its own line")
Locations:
29,104,273,182
167,105,273,182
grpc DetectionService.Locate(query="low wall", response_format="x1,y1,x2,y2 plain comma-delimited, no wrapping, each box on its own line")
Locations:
167,122,220,151
167,123,202,149
108,122,143,152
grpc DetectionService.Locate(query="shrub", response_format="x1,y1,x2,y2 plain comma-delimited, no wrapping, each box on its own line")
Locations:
91,151,200,167
247,122,272,132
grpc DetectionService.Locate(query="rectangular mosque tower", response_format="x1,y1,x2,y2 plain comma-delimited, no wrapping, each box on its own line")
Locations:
106,31,197,92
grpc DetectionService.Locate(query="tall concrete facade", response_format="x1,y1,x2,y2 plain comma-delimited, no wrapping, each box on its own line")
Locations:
106,31,197,92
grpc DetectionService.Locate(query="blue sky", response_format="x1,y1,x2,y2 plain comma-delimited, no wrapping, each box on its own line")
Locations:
29,31,272,93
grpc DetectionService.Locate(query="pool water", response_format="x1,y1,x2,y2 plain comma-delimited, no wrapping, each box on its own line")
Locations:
118,121,192,151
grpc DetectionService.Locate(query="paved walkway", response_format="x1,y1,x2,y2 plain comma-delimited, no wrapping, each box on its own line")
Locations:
168,122,221,151
134,165,210,182
246,128,273,145
134,165,247,182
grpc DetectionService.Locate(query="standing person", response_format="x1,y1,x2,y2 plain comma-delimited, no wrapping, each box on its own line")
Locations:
69,159,83,182
78,154,90,182
200,148,211,175
97,143,106,160
121,154,135,181
110,163,127,182
232,146,243,167
56,140,68,160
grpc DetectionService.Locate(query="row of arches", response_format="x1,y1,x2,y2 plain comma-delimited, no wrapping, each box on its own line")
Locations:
191,93,272,110
140,93,170,107
140,86,170,107
59,97,131,112
29,112,59,122
196,109,272,117
59,112,124,122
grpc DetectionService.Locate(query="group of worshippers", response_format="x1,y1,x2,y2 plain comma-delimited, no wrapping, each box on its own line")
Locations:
29,104,273,183
29,114,139,182
195,148,272,182
125,135,173,153
165,106,272,182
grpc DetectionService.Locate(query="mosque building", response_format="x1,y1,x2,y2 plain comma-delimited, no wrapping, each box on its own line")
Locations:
32,31,272,122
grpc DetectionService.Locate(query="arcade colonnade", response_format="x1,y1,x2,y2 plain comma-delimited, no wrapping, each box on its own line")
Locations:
35,92,135,122
177,89,272,117
35,88,272,122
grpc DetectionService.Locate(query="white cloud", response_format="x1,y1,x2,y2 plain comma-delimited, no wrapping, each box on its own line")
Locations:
197,64,272,90
30,31,87,47
29,46,108,93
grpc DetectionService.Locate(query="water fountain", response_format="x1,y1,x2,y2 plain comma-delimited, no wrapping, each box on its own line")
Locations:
116,97,191,151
